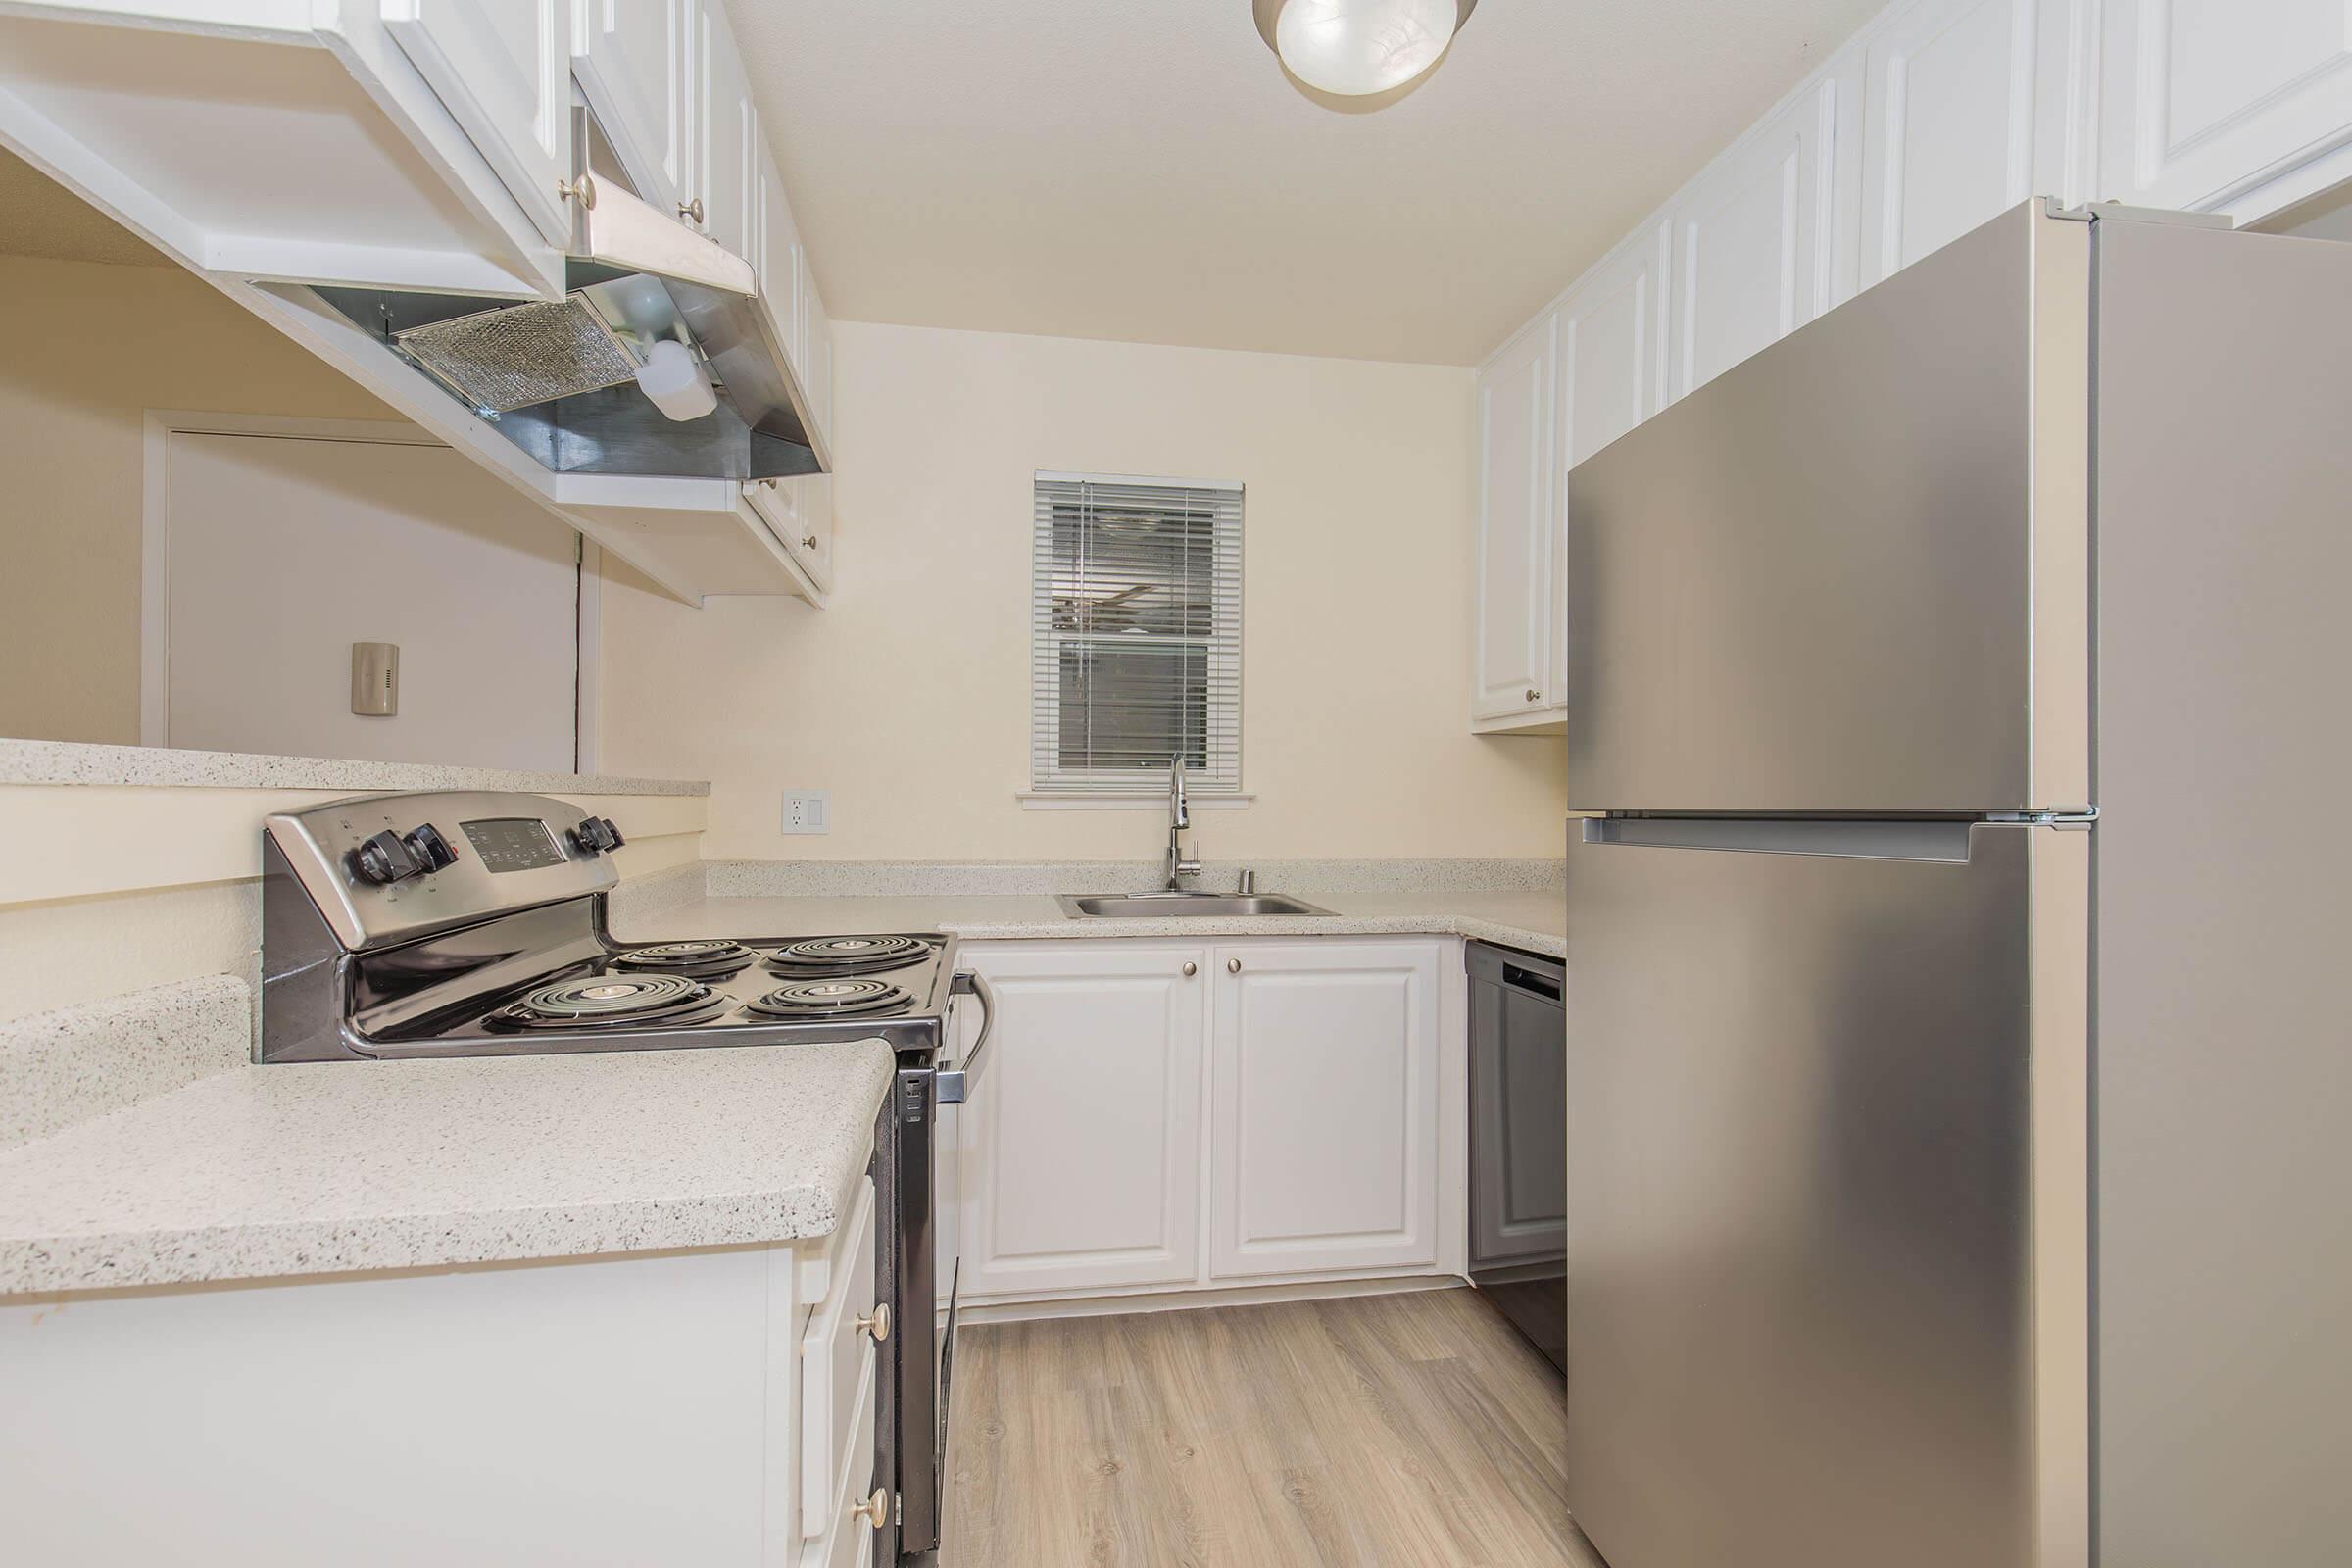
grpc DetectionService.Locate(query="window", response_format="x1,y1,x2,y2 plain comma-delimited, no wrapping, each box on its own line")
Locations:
1031,472,1243,796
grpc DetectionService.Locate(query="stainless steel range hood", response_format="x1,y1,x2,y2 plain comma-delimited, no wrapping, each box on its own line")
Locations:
315,107,822,482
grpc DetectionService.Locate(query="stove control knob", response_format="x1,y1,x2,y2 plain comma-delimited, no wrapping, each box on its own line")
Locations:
353,829,423,886
403,822,457,873
570,816,625,855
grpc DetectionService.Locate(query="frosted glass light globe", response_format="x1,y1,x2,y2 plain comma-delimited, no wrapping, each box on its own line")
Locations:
1273,0,1459,96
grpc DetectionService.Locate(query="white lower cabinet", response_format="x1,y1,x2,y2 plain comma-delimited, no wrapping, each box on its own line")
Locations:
0,1171,881,1567
957,943,1207,1298
1209,940,1445,1279
956,937,1458,1306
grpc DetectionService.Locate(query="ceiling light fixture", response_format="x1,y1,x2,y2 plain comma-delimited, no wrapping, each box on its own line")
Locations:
1253,0,1478,100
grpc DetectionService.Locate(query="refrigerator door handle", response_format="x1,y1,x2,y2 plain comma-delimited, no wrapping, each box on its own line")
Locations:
1579,817,1978,862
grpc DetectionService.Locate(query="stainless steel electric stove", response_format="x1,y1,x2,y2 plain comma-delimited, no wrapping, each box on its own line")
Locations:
257,789,989,1567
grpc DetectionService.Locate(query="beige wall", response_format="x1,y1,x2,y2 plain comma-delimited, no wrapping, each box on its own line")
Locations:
0,254,394,744
598,321,1568,861
0,785,704,1025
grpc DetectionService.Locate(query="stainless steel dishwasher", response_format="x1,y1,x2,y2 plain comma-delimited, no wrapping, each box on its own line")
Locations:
1467,941,1567,1372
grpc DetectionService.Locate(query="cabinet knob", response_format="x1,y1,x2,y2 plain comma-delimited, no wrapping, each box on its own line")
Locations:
856,1302,892,1343
1227,957,1242,974
677,195,705,224
556,175,596,210
803,534,819,551
851,1488,888,1531
1526,688,1542,704
1181,961,1197,977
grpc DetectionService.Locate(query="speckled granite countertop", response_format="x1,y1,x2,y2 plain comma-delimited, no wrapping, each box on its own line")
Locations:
0,1043,893,1297
629,889,1566,958
0,737,708,795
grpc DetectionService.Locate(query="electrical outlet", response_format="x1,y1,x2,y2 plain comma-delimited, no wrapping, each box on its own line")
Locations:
780,790,831,835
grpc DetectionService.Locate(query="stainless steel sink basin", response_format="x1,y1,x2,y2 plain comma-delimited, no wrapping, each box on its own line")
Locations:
1056,891,1335,918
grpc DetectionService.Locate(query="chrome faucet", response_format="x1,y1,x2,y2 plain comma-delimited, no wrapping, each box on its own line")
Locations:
1163,756,1202,890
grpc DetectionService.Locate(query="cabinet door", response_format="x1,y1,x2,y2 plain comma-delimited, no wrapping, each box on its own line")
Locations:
1208,940,1444,1279
957,944,1207,1298
747,475,832,590
801,258,836,454
1668,80,1837,400
1859,0,2042,287
1474,317,1553,720
381,0,574,248
1554,227,1668,703
692,0,756,255
757,149,806,368
2099,0,2352,219
792,474,834,584
571,0,689,214
1558,225,1670,473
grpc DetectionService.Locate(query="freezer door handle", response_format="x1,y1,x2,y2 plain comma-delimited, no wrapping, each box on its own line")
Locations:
1580,817,1978,862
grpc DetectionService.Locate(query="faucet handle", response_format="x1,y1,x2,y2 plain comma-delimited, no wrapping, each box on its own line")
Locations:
1237,868,1256,895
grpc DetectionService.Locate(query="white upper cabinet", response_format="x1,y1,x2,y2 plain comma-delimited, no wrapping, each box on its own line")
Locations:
1474,316,1554,724
1668,80,1838,401
1550,223,1670,709
802,261,835,452
0,1,566,295
757,149,806,366
744,147,834,589
1859,0,2042,285
2098,0,2352,218
692,0,756,255
380,0,575,249
1558,223,1671,471
570,0,690,214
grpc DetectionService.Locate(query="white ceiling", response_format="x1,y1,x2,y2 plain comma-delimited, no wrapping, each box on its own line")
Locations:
724,0,1884,366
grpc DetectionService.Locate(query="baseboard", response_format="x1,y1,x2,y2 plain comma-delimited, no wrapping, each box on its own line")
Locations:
948,1272,1468,1327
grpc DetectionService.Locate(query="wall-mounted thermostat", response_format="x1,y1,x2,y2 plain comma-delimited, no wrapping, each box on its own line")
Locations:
351,642,399,716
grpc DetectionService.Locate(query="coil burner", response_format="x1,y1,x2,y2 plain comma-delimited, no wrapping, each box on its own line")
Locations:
763,934,936,978
486,974,731,1031
611,939,760,978
743,976,917,1020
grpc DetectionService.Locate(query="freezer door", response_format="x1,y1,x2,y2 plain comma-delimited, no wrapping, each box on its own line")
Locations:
1562,818,2072,1568
1562,199,2089,812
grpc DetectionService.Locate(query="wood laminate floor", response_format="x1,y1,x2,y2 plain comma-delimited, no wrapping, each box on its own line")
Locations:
942,1286,1608,1568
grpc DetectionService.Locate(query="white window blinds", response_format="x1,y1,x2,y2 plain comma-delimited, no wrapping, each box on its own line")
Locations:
1031,472,1244,794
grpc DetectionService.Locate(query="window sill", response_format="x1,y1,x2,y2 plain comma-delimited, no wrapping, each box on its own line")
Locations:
1016,792,1255,811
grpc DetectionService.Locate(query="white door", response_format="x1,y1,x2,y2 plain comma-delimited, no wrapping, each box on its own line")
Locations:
757,149,806,367
381,0,575,248
1554,226,1669,701
1558,225,1670,472
156,425,581,768
801,262,835,454
957,943,1207,1298
2099,0,2352,219
1669,80,1837,400
692,0,757,255
571,0,690,214
1208,939,1444,1279
1859,0,2043,287
1474,317,1553,719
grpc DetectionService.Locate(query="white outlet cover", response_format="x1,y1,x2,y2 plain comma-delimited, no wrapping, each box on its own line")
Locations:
780,790,831,835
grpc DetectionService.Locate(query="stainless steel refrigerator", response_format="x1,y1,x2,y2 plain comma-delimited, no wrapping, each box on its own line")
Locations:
1560,199,2352,1568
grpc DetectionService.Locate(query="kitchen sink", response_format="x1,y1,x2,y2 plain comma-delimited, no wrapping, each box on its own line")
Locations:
1056,892,1335,918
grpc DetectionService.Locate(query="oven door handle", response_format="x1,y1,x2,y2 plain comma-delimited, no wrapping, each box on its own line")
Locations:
936,969,996,1105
